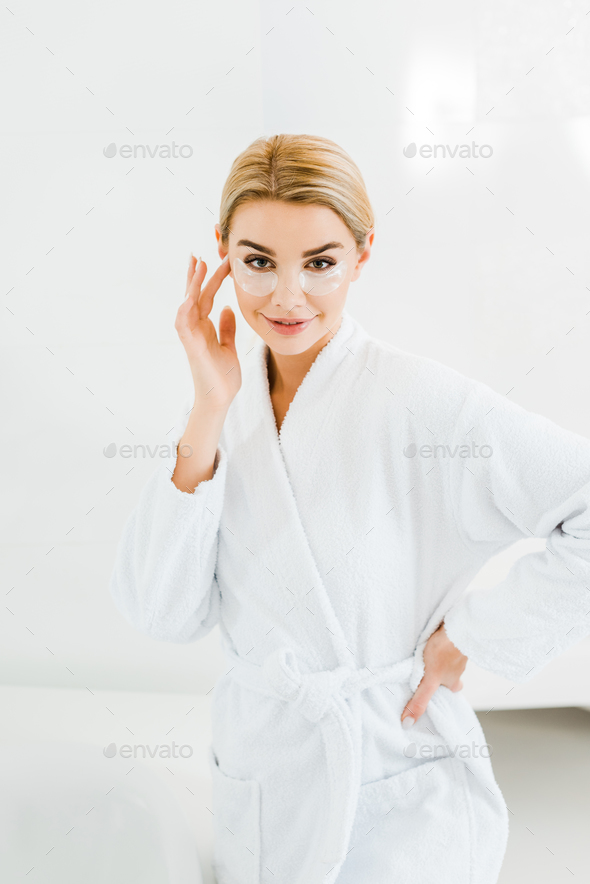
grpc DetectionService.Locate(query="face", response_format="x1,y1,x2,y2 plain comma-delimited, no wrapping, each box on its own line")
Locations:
215,200,373,356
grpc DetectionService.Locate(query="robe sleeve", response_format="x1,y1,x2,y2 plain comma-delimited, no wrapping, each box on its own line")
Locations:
442,380,590,683
109,393,228,643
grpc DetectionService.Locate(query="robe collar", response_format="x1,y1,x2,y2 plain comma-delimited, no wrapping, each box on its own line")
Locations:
246,307,360,445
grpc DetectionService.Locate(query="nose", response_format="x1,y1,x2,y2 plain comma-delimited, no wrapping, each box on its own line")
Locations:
268,267,307,311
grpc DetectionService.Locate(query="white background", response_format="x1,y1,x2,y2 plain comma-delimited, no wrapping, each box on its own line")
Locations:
2,0,590,699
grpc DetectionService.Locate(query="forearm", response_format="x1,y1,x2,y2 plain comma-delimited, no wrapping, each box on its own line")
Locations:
171,402,229,493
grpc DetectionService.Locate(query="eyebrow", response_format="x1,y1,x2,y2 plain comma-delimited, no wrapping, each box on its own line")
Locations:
236,239,345,258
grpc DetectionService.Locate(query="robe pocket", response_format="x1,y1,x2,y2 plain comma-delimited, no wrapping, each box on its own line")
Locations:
208,745,262,884
348,756,472,880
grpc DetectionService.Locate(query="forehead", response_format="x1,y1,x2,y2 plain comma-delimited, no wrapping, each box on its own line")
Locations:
230,200,353,252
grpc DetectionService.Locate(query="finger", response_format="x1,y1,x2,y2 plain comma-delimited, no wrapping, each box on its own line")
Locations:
176,260,205,336
174,294,197,343
450,679,463,693
197,255,231,316
177,267,202,326
185,253,204,298
186,258,207,314
197,255,231,319
401,675,440,728
218,306,237,355
185,253,195,296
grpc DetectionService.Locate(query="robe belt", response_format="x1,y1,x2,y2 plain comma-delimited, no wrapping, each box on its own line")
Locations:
223,643,416,867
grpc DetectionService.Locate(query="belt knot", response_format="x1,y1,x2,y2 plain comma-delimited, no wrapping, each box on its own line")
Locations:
262,647,355,723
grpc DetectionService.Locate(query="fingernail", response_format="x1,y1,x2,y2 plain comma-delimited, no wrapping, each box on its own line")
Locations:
188,252,193,265
401,716,415,730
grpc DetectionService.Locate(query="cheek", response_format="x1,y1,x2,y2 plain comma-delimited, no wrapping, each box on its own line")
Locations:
310,289,346,312
234,289,269,312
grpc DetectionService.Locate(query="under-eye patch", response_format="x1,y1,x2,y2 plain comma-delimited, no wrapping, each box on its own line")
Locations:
232,256,347,297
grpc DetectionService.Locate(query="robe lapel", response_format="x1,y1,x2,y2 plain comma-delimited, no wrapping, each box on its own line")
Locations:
228,309,361,670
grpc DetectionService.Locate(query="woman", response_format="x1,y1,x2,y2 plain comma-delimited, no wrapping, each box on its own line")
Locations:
110,134,590,884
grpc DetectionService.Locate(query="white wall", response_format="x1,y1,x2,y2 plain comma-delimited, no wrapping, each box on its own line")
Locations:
2,0,589,694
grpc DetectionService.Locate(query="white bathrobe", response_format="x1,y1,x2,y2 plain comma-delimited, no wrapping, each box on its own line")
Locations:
110,308,590,884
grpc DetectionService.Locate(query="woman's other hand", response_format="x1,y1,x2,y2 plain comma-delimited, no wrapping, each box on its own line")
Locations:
401,622,468,729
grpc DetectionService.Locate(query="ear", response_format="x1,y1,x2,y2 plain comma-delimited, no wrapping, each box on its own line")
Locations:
351,230,374,282
214,224,232,275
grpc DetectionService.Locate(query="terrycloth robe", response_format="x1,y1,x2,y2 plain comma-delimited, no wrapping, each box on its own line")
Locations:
109,308,590,884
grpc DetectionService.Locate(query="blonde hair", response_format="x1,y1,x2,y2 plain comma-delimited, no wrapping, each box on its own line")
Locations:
219,134,374,254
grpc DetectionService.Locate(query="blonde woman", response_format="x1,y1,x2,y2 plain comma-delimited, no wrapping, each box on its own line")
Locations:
110,134,590,884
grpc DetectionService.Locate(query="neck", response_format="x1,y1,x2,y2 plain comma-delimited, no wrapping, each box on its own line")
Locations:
266,314,343,395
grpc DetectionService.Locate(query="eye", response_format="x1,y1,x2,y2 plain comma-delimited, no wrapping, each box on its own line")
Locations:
243,256,337,272
244,255,273,271
307,258,336,271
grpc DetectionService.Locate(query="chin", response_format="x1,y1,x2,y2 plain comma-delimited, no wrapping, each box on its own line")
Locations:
271,337,320,354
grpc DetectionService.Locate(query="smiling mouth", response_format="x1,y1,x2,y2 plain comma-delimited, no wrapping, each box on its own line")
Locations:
261,314,318,335
263,316,315,324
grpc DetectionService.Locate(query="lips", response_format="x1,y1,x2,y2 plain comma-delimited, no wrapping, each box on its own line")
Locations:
262,315,317,336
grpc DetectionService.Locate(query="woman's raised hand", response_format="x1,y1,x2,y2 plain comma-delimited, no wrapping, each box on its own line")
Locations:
175,254,242,412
